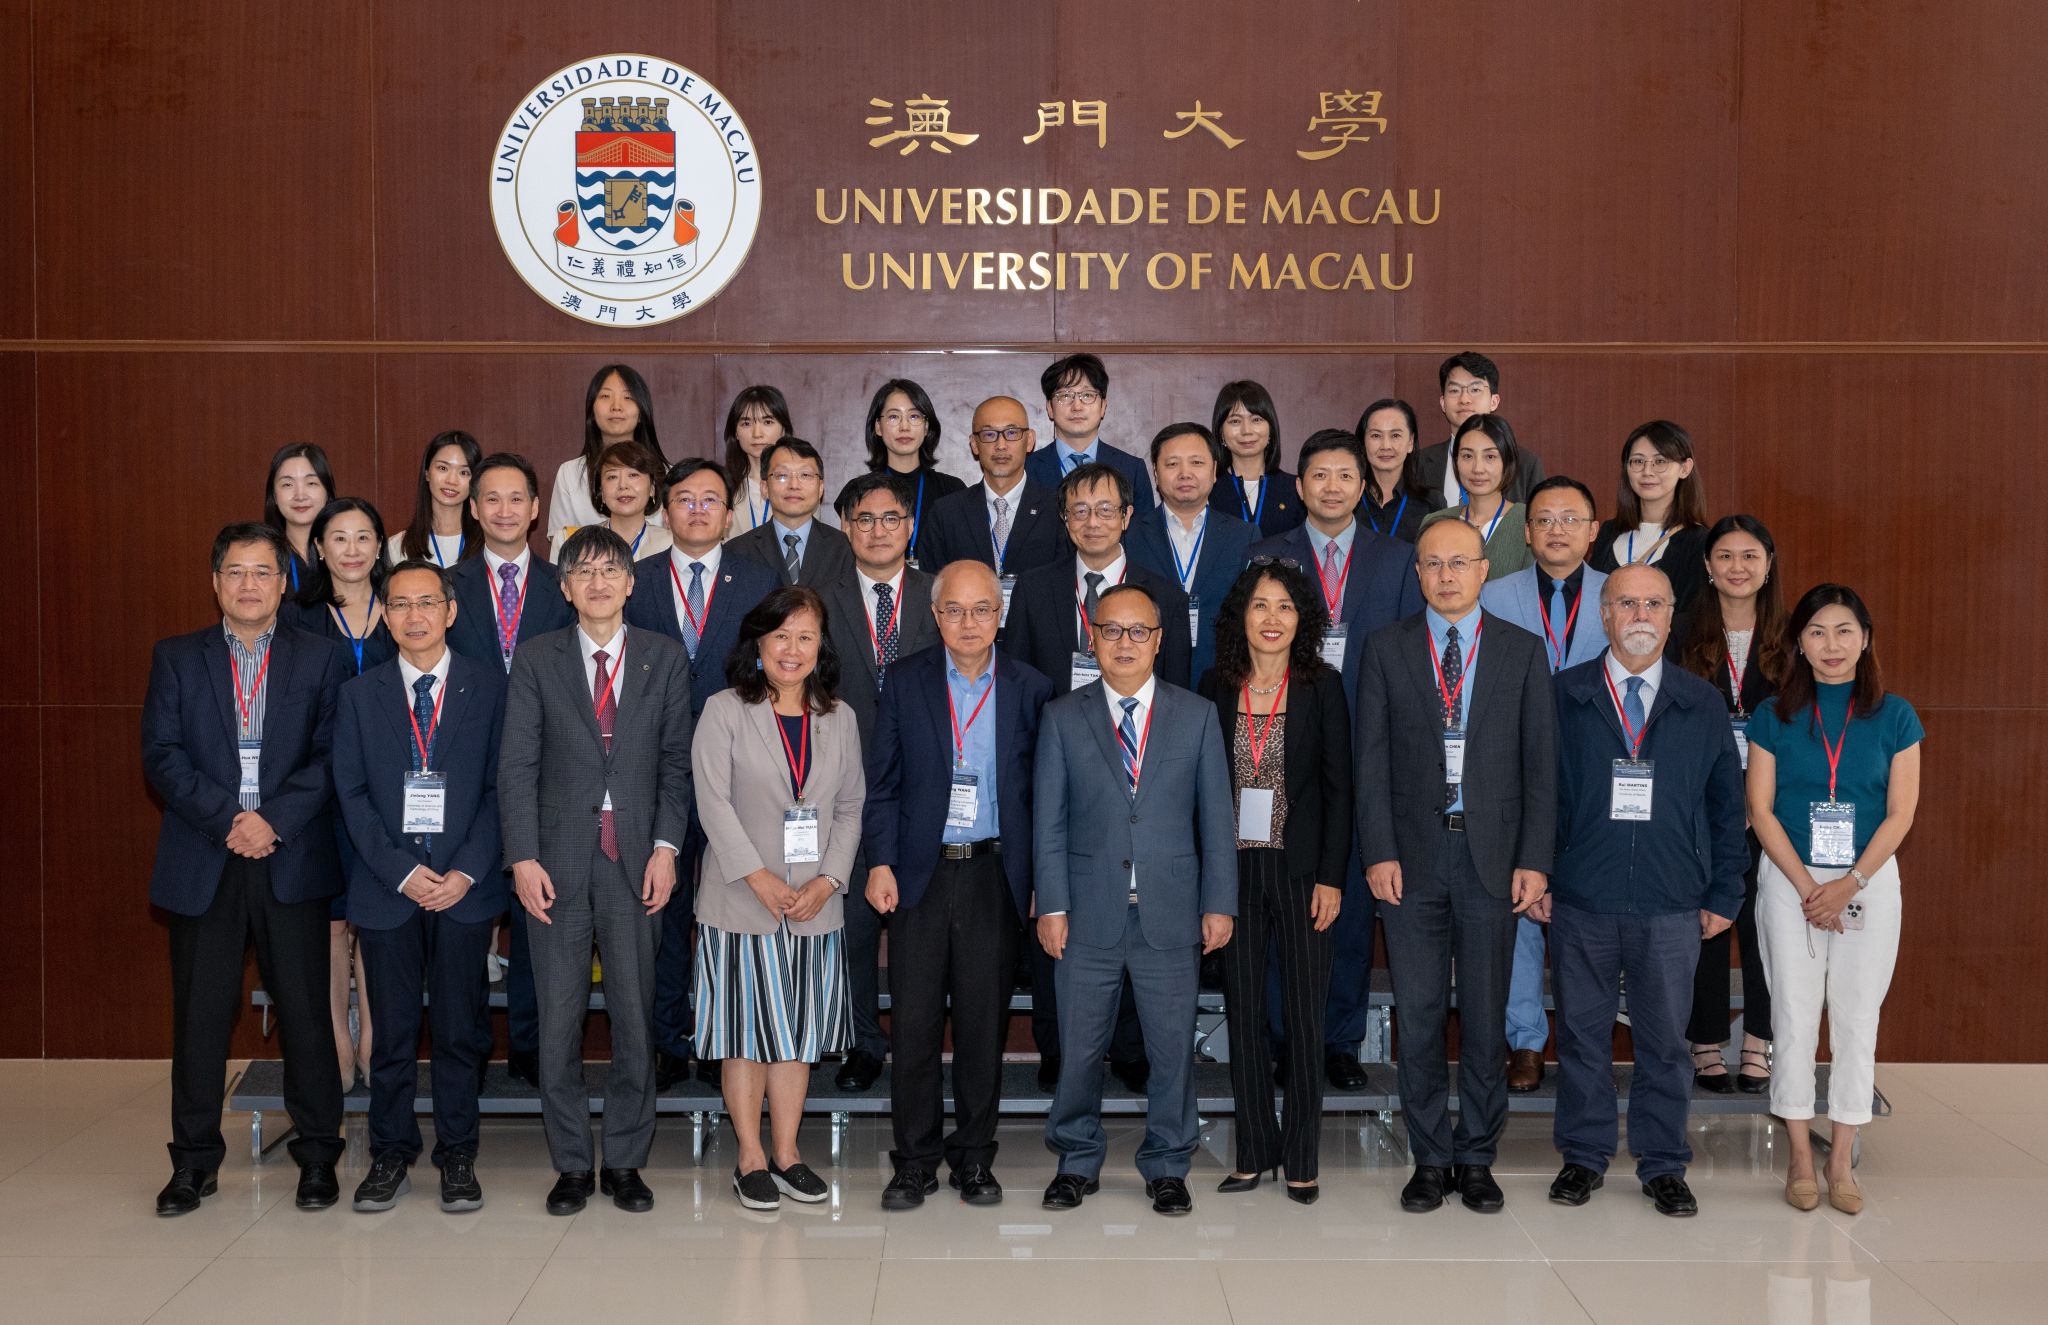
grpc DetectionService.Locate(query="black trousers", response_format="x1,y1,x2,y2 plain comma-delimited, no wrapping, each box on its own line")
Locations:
1686,838,1773,1044
842,846,892,1059
1030,938,1145,1067
1222,849,1335,1180
651,825,705,1060
888,853,1020,1173
359,908,495,1164
167,854,343,1172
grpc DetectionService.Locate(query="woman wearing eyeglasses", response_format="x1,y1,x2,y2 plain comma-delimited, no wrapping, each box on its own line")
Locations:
721,385,796,541
835,379,965,569
1200,557,1351,1203
1418,414,1531,580
1589,420,1710,611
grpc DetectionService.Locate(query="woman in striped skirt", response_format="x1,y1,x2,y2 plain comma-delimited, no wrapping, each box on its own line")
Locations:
692,586,866,1210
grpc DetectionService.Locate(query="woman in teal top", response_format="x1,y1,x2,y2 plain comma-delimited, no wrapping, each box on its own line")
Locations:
1746,584,1922,1219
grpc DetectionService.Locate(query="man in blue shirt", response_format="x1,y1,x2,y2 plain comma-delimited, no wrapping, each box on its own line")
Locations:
1023,353,1156,515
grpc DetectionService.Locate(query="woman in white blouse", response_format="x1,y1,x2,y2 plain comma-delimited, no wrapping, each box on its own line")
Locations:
386,430,481,568
547,364,669,555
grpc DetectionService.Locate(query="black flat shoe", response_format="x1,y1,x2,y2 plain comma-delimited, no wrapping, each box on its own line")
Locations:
1692,1045,1735,1094
600,1167,653,1212
1400,1165,1451,1213
1548,1163,1604,1206
1217,1167,1275,1193
769,1159,829,1203
546,1170,595,1215
1452,1163,1505,1213
1145,1175,1193,1215
156,1167,217,1217
733,1166,779,1210
1736,1046,1772,1094
654,1050,692,1092
295,1161,340,1210
1041,1172,1098,1210
1642,1173,1699,1217
951,1164,1003,1205
1285,1182,1320,1205
1325,1051,1368,1092
835,1049,884,1092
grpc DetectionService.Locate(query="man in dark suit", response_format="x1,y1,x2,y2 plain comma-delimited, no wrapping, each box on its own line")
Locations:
625,457,777,1090
866,560,1053,1209
1544,565,1746,1218
446,452,574,1087
1414,351,1547,507
1124,421,1257,688
1022,353,1156,516
142,523,348,1216
924,395,1069,587
1356,518,1557,1215
822,471,940,1091
726,437,856,589
332,559,506,1214
499,526,694,1215
1249,428,1423,1091
1035,582,1236,1216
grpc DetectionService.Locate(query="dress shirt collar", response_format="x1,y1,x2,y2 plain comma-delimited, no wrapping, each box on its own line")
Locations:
669,543,722,580
397,647,452,696
947,653,995,689
1055,438,1100,470
1165,504,1207,539
483,546,531,579
1102,672,1158,720
1603,648,1664,706
1425,604,1480,648
1306,517,1358,566
1075,550,1126,588
222,619,276,654
578,622,626,661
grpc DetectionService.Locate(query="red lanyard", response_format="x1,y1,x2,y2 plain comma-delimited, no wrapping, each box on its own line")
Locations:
1242,672,1288,776
864,575,905,663
492,563,529,656
1814,701,1852,800
230,643,272,735
1114,697,1157,790
407,673,449,768
1313,538,1355,615
1537,581,1581,671
1726,651,1747,713
668,557,717,638
1426,620,1482,727
1602,666,1647,758
777,711,812,800
591,645,621,720
1074,565,1128,645
946,674,995,764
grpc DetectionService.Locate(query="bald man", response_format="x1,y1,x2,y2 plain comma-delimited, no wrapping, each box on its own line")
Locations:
924,396,1070,589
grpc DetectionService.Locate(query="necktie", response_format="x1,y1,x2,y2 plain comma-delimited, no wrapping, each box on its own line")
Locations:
1323,537,1344,613
681,561,705,657
1081,571,1105,649
873,581,898,671
991,494,1011,565
496,562,521,672
1117,696,1140,791
1548,577,1570,667
1623,675,1646,746
411,674,437,773
1441,624,1463,809
782,532,802,583
592,648,619,861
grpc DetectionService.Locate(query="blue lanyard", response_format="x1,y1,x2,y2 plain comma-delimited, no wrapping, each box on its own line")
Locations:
1466,499,1507,544
1625,526,1676,565
430,531,466,566
909,471,927,556
1233,473,1266,525
288,557,300,593
755,483,770,528
1167,514,1206,592
628,523,646,557
1368,490,1410,539
333,603,367,673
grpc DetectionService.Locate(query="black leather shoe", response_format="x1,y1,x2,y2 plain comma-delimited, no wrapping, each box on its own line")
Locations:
1642,1173,1699,1217
951,1164,1003,1205
1109,1057,1150,1093
836,1049,884,1091
1217,1167,1273,1194
654,1050,692,1091
1199,951,1225,991
1548,1163,1604,1206
600,1167,654,1212
506,1048,541,1088
156,1167,217,1217
547,1170,595,1215
1041,1172,1098,1209
1452,1163,1505,1213
1325,1051,1368,1092
440,1153,484,1213
882,1166,939,1210
1400,1165,1452,1213
1146,1175,1193,1215
296,1161,340,1210
351,1153,410,1211
696,1056,722,1086
1285,1182,1320,1205
1036,1056,1061,1091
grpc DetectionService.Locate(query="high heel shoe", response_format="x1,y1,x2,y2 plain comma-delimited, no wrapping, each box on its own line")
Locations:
1216,1166,1276,1193
1826,1175,1863,1215
1691,1044,1734,1094
1785,1174,1820,1211
1736,1046,1772,1094
1285,1181,1320,1205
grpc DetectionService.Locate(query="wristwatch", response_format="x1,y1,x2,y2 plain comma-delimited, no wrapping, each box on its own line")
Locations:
1848,868,1869,890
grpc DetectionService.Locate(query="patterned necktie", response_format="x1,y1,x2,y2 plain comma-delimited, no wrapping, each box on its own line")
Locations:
592,647,619,861
411,673,437,773
681,561,706,657
991,494,1011,566
873,581,898,671
1081,571,1104,649
1117,696,1140,791
496,562,521,672
1323,537,1344,615
782,532,802,583
1441,624,1463,809
1623,675,1647,747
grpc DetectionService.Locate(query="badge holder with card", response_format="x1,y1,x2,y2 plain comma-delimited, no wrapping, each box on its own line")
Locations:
402,772,448,834
1610,759,1654,821
783,804,821,865
238,739,262,799
1070,651,1101,691
999,575,1017,626
1442,727,1466,785
1809,801,1856,868
1319,623,1348,671
947,772,980,831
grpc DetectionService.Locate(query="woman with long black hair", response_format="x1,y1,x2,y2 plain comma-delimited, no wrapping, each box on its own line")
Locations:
833,378,963,566
548,364,667,554
388,430,482,568
262,442,336,596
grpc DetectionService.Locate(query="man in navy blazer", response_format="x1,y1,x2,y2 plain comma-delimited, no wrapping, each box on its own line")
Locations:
1124,422,1257,688
625,458,778,1088
1034,582,1236,1217
141,523,348,1217
333,560,508,1214
924,396,1070,585
865,561,1054,1209
1248,428,1422,1090
1023,353,1156,516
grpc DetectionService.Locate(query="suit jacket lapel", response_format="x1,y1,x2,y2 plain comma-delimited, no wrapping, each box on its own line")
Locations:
203,629,241,750
377,662,413,754
1080,682,1131,799
1404,616,1443,721
559,631,604,747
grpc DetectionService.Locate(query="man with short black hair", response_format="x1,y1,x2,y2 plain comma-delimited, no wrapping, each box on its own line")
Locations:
925,394,1070,589
1125,422,1256,687
1415,351,1546,506
1023,353,1156,514
728,437,855,588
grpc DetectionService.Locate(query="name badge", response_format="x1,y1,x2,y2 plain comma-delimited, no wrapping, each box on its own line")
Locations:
1320,623,1349,671
238,740,262,797
783,804,821,864
1809,801,1856,867
999,575,1017,627
402,772,448,834
1610,758,1655,821
1186,594,1201,643
1731,717,1750,771
947,772,980,830
1237,787,1275,844
1070,651,1101,691
1442,727,1466,784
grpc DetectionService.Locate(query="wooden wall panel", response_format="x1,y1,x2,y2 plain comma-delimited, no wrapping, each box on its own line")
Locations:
0,0,32,341
31,2,374,341
0,355,39,705
0,708,43,1057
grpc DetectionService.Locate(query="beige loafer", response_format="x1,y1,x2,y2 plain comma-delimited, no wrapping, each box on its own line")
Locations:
1785,1176,1820,1211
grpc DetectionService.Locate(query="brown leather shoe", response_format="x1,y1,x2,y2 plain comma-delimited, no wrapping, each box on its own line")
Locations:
1506,1049,1545,1093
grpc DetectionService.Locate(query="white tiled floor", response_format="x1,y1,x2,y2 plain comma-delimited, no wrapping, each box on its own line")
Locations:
2,1060,2046,1323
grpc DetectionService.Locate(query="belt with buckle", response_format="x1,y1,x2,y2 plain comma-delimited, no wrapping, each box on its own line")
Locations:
940,838,1002,860
1441,811,1466,832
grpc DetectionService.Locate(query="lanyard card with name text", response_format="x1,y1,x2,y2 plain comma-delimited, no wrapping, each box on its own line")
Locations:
1610,758,1654,821
947,772,980,830
402,772,448,834
783,804,821,864
238,740,262,797
1809,802,1856,867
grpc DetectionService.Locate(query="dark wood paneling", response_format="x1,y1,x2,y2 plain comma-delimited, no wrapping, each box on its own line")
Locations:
0,708,43,1056
1737,0,2048,341
0,0,32,340
0,354,38,704
32,3,374,340
37,353,378,705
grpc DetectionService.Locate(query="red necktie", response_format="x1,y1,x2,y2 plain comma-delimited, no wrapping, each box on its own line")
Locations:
593,647,620,861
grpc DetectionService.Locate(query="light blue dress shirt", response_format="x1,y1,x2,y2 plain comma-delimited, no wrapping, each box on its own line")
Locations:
943,660,1000,842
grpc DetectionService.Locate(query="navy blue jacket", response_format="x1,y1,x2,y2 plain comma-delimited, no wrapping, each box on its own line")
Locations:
1209,468,1305,538
1249,521,1422,700
1000,556,1193,694
445,553,575,677
1024,440,1156,516
864,646,1053,917
332,652,508,930
1125,506,1258,689
1551,655,1748,920
623,550,780,722
141,622,348,916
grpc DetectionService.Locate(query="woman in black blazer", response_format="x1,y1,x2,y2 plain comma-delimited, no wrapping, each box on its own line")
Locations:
1199,556,1352,1202
1587,419,1711,610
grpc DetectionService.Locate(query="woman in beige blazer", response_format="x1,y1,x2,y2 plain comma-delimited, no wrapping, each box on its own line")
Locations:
692,584,865,1210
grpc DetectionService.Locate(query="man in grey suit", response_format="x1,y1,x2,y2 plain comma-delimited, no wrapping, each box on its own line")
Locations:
727,437,856,589
499,526,694,1216
1357,518,1557,1215
1034,581,1236,1217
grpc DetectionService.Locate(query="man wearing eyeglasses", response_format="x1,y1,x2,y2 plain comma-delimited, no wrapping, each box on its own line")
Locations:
926,395,1070,585
1023,353,1156,516
1125,421,1257,689
1356,518,1556,1216
1544,565,1744,1218
863,560,1054,1209
1035,581,1235,1216
626,458,778,1091
821,471,941,1091
1414,351,1547,506
1480,475,1609,1093
728,437,855,589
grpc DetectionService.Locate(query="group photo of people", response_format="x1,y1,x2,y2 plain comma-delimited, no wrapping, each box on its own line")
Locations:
143,349,1922,1229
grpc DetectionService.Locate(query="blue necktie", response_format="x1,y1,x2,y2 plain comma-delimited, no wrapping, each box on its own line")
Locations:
1116,697,1140,791
1549,579,1569,665
411,674,437,773
1624,675,1646,746
681,561,705,657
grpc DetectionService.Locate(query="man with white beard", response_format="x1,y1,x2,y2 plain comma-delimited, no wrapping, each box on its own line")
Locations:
1538,564,1748,1219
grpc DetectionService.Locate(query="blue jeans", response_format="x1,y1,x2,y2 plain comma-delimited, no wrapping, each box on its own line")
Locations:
1504,915,1551,1051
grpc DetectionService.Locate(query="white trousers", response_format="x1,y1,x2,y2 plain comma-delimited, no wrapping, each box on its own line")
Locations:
1755,855,1901,1126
